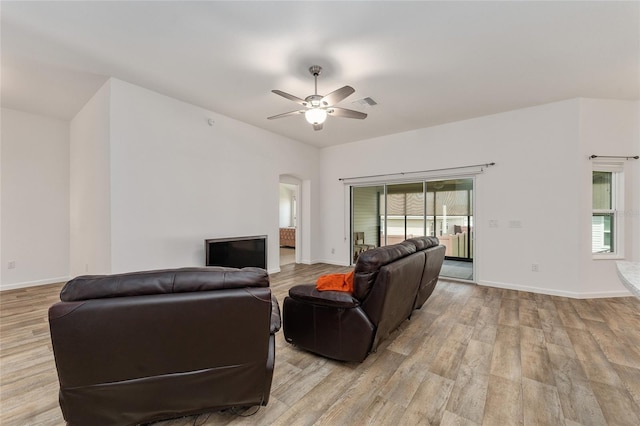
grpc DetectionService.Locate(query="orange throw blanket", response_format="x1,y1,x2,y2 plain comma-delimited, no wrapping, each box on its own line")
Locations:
316,271,355,293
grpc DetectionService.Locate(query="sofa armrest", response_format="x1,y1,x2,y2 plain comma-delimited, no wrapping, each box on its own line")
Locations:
288,284,359,309
271,294,281,333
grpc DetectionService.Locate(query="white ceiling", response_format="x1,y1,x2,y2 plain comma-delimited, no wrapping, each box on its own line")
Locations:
2,1,638,148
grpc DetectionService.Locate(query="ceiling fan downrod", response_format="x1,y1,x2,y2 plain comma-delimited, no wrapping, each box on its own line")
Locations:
309,65,322,96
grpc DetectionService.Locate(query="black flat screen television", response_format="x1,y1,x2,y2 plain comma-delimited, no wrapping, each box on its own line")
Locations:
205,235,267,269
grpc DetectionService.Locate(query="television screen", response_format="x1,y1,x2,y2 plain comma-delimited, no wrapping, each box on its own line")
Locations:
205,235,267,269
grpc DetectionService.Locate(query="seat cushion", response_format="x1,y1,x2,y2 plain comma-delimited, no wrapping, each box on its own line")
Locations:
288,284,359,309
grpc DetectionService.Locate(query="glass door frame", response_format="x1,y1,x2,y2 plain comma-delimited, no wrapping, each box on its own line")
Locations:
350,176,476,282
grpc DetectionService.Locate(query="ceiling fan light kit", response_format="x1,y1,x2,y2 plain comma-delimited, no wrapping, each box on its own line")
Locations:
305,108,327,125
268,65,367,131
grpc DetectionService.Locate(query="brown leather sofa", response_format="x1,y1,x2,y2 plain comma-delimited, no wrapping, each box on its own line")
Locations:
283,237,445,362
48,267,281,426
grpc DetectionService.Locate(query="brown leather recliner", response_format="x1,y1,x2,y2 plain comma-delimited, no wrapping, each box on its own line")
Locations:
283,237,445,362
48,267,281,426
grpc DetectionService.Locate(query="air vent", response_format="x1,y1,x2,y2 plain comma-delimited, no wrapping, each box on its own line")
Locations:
351,97,377,108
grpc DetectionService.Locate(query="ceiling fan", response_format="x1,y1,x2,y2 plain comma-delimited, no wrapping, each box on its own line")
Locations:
268,65,367,131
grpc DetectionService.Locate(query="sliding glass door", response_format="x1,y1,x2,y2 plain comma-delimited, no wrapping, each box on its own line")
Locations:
351,178,474,281
385,182,425,245
351,185,383,263
426,179,473,261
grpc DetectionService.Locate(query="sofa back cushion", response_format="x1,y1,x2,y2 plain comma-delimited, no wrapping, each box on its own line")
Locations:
405,236,440,251
353,241,416,300
60,267,269,302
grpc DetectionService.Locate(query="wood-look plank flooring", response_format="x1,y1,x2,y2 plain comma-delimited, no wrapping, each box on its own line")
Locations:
2,263,640,425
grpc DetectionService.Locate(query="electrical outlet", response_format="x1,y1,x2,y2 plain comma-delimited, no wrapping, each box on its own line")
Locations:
8,261,16,269
331,248,335,254
531,263,539,272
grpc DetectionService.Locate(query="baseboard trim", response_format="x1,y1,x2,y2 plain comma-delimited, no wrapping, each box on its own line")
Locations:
478,280,632,299
1,276,69,292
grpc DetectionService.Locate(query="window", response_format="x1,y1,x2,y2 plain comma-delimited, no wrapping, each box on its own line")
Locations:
592,164,623,256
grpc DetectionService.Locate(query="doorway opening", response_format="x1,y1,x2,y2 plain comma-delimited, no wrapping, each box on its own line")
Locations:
351,178,474,281
279,182,298,266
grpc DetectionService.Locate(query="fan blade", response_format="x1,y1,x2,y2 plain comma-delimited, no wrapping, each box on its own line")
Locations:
272,90,308,106
267,110,305,120
313,123,324,131
321,86,355,106
327,107,367,119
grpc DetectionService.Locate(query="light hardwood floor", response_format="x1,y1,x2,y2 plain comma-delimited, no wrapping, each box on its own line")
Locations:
279,247,296,266
2,263,640,425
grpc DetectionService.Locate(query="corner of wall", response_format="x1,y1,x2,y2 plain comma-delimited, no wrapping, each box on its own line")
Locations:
69,79,113,277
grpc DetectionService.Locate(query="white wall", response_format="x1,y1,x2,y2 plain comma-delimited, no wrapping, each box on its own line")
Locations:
4,87,635,297
1,108,70,289
107,79,319,273
69,81,112,277
578,99,639,293
320,99,639,297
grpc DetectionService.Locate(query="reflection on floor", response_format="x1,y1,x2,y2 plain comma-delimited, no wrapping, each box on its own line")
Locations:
280,247,295,266
441,259,473,281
